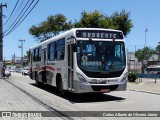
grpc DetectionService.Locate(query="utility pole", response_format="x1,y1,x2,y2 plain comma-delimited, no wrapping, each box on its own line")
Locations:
144,28,149,47
0,3,7,78
18,40,25,68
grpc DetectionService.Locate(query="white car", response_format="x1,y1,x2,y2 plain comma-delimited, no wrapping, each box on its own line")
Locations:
5,69,11,77
22,68,29,75
15,68,22,73
10,68,15,72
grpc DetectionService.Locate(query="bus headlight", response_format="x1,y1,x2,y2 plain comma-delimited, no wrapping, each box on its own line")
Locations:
76,73,87,83
121,76,127,83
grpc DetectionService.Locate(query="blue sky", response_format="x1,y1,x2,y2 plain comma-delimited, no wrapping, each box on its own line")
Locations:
1,0,160,60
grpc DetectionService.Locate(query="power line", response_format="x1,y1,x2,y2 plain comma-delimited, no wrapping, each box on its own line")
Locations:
7,0,32,28
13,0,28,17
4,0,39,37
3,0,20,25
3,0,32,34
7,0,27,25
3,0,33,35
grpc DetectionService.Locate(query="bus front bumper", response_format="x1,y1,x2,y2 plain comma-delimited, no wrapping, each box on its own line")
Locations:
73,81,127,93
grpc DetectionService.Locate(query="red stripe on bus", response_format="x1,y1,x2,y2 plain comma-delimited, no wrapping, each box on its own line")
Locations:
32,66,55,72
44,66,55,71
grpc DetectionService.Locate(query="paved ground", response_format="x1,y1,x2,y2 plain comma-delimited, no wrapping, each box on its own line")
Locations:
127,78,160,95
0,77,63,120
1,74,160,120
0,78,48,111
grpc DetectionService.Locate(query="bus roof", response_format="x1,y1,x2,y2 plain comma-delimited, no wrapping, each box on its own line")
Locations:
29,28,123,50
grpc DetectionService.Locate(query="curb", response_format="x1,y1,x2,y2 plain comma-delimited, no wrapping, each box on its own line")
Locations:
0,77,10,79
127,88,160,95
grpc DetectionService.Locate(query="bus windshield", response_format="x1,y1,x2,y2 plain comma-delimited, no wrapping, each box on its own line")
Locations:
77,40,126,73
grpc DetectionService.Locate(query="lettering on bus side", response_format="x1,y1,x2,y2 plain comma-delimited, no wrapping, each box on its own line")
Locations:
57,68,61,71
47,62,55,65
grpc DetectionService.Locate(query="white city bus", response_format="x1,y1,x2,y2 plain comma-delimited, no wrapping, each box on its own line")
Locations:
29,28,127,95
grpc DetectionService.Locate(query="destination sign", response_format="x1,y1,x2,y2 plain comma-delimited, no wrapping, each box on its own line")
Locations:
76,30,123,39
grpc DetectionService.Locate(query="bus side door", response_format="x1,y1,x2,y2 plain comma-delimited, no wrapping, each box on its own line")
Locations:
42,49,47,83
67,42,74,91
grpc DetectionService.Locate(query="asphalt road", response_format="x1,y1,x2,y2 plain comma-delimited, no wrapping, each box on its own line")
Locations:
3,72,160,120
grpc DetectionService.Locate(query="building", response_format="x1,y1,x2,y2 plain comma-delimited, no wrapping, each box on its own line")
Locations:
127,52,158,72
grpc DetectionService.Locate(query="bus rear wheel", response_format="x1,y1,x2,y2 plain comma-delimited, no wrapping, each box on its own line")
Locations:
57,75,66,96
35,76,41,87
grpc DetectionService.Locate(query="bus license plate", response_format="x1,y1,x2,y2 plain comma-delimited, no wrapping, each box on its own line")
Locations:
100,89,110,92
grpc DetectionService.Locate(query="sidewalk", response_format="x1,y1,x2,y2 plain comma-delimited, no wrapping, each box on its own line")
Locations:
0,78,48,111
127,78,160,95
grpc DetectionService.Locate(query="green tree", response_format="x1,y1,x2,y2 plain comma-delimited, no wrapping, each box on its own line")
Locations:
135,47,155,73
29,14,72,42
47,14,72,35
155,44,160,60
23,51,29,59
74,10,133,37
29,10,133,42
74,10,111,28
111,10,133,36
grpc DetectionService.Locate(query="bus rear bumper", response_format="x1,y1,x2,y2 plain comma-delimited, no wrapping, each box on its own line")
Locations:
74,81,127,93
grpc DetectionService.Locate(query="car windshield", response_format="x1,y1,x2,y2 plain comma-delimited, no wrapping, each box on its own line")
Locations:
77,40,126,73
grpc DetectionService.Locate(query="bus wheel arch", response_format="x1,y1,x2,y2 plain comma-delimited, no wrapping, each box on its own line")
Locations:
56,73,66,96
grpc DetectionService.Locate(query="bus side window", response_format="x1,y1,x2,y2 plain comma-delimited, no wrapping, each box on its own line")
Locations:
48,42,55,61
56,38,65,60
39,47,42,61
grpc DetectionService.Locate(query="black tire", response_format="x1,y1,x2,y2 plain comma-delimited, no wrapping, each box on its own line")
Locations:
35,76,40,87
57,76,66,96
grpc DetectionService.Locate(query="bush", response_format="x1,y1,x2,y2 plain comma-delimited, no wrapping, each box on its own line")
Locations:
128,70,138,82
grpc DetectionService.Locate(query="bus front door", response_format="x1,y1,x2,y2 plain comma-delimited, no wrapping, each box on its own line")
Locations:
67,43,74,91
